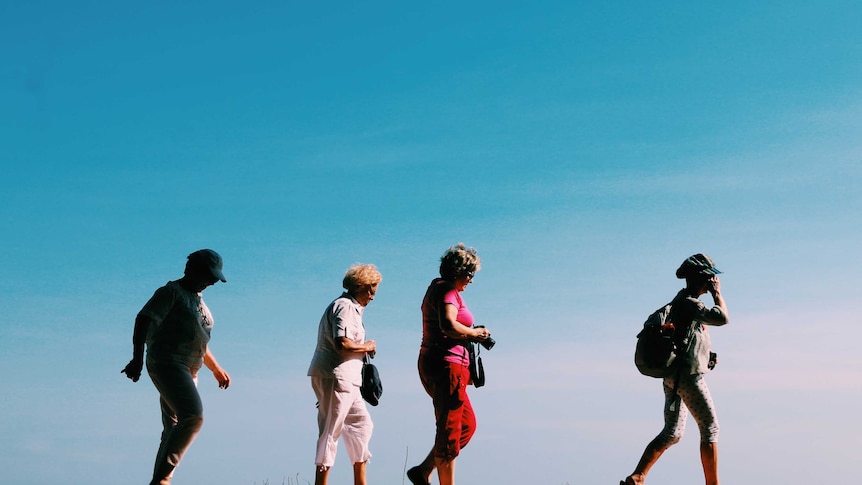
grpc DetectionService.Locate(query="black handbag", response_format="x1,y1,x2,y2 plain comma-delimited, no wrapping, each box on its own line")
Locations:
360,353,383,406
467,342,485,388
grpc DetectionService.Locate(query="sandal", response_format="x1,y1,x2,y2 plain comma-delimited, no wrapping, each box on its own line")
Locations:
407,466,430,485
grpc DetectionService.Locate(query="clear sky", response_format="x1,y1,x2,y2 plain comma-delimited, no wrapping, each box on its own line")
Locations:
1,2,860,484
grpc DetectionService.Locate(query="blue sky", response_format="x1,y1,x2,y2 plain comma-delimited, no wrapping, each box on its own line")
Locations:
1,2,860,484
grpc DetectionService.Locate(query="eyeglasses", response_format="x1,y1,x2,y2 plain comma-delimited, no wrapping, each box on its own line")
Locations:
464,271,475,281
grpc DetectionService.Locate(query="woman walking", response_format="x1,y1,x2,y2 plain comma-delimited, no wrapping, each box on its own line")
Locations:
407,243,493,485
308,264,382,485
121,249,232,485
621,254,729,485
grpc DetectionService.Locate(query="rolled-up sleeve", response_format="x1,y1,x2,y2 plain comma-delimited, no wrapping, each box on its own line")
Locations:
138,285,176,327
330,299,363,341
695,302,728,327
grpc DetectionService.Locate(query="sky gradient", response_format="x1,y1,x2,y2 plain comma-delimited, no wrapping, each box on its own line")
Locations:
2,2,860,484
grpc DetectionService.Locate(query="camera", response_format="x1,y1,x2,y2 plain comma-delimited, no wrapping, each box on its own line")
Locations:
474,325,495,350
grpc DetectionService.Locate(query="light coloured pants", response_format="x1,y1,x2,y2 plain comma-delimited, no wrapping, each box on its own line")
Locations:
657,373,719,446
311,376,373,467
147,361,204,485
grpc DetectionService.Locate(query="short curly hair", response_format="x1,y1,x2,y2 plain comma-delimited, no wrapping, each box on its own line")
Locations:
342,263,383,292
439,243,481,281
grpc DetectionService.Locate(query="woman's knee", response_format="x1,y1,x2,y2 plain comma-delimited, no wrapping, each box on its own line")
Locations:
179,413,204,432
700,422,719,443
656,430,683,447
434,440,461,462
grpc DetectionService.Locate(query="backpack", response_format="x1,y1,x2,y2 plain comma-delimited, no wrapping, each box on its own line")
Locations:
634,303,681,378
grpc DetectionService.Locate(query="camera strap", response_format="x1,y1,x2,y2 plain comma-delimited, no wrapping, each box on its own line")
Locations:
468,341,485,388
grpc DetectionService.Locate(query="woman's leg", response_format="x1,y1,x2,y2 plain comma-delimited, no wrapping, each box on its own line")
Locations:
342,388,373,483
147,363,204,485
314,465,330,485
456,387,476,451
432,364,474,485
409,354,436,485
677,374,720,485
434,456,456,485
352,460,367,485
412,356,474,485
700,442,719,485
311,376,354,479
432,363,473,458
623,377,688,485
624,438,670,485
407,450,435,485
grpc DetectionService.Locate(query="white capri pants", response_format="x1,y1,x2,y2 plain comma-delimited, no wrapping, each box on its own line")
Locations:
311,376,373,467
657,373,720,446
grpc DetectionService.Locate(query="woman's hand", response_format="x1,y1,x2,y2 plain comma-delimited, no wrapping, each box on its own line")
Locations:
707,276,727,314
122,315,151,382
203,347,231,389
471,326,491,342
121,357,143,382
211,366,231,389
337,337,376,357
707,276,721,296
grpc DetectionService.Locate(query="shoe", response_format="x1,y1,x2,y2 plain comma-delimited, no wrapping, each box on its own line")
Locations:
407,466,430,485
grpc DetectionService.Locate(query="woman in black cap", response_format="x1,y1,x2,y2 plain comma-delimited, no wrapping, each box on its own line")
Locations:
621,254,729,485
121,249,231,485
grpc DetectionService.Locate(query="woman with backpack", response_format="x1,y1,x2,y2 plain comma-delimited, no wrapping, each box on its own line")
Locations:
621,254,729,485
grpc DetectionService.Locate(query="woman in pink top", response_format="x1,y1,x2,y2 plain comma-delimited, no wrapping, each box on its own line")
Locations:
407,243,493,485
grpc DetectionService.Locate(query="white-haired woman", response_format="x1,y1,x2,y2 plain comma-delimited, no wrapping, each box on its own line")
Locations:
308,264,382,485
